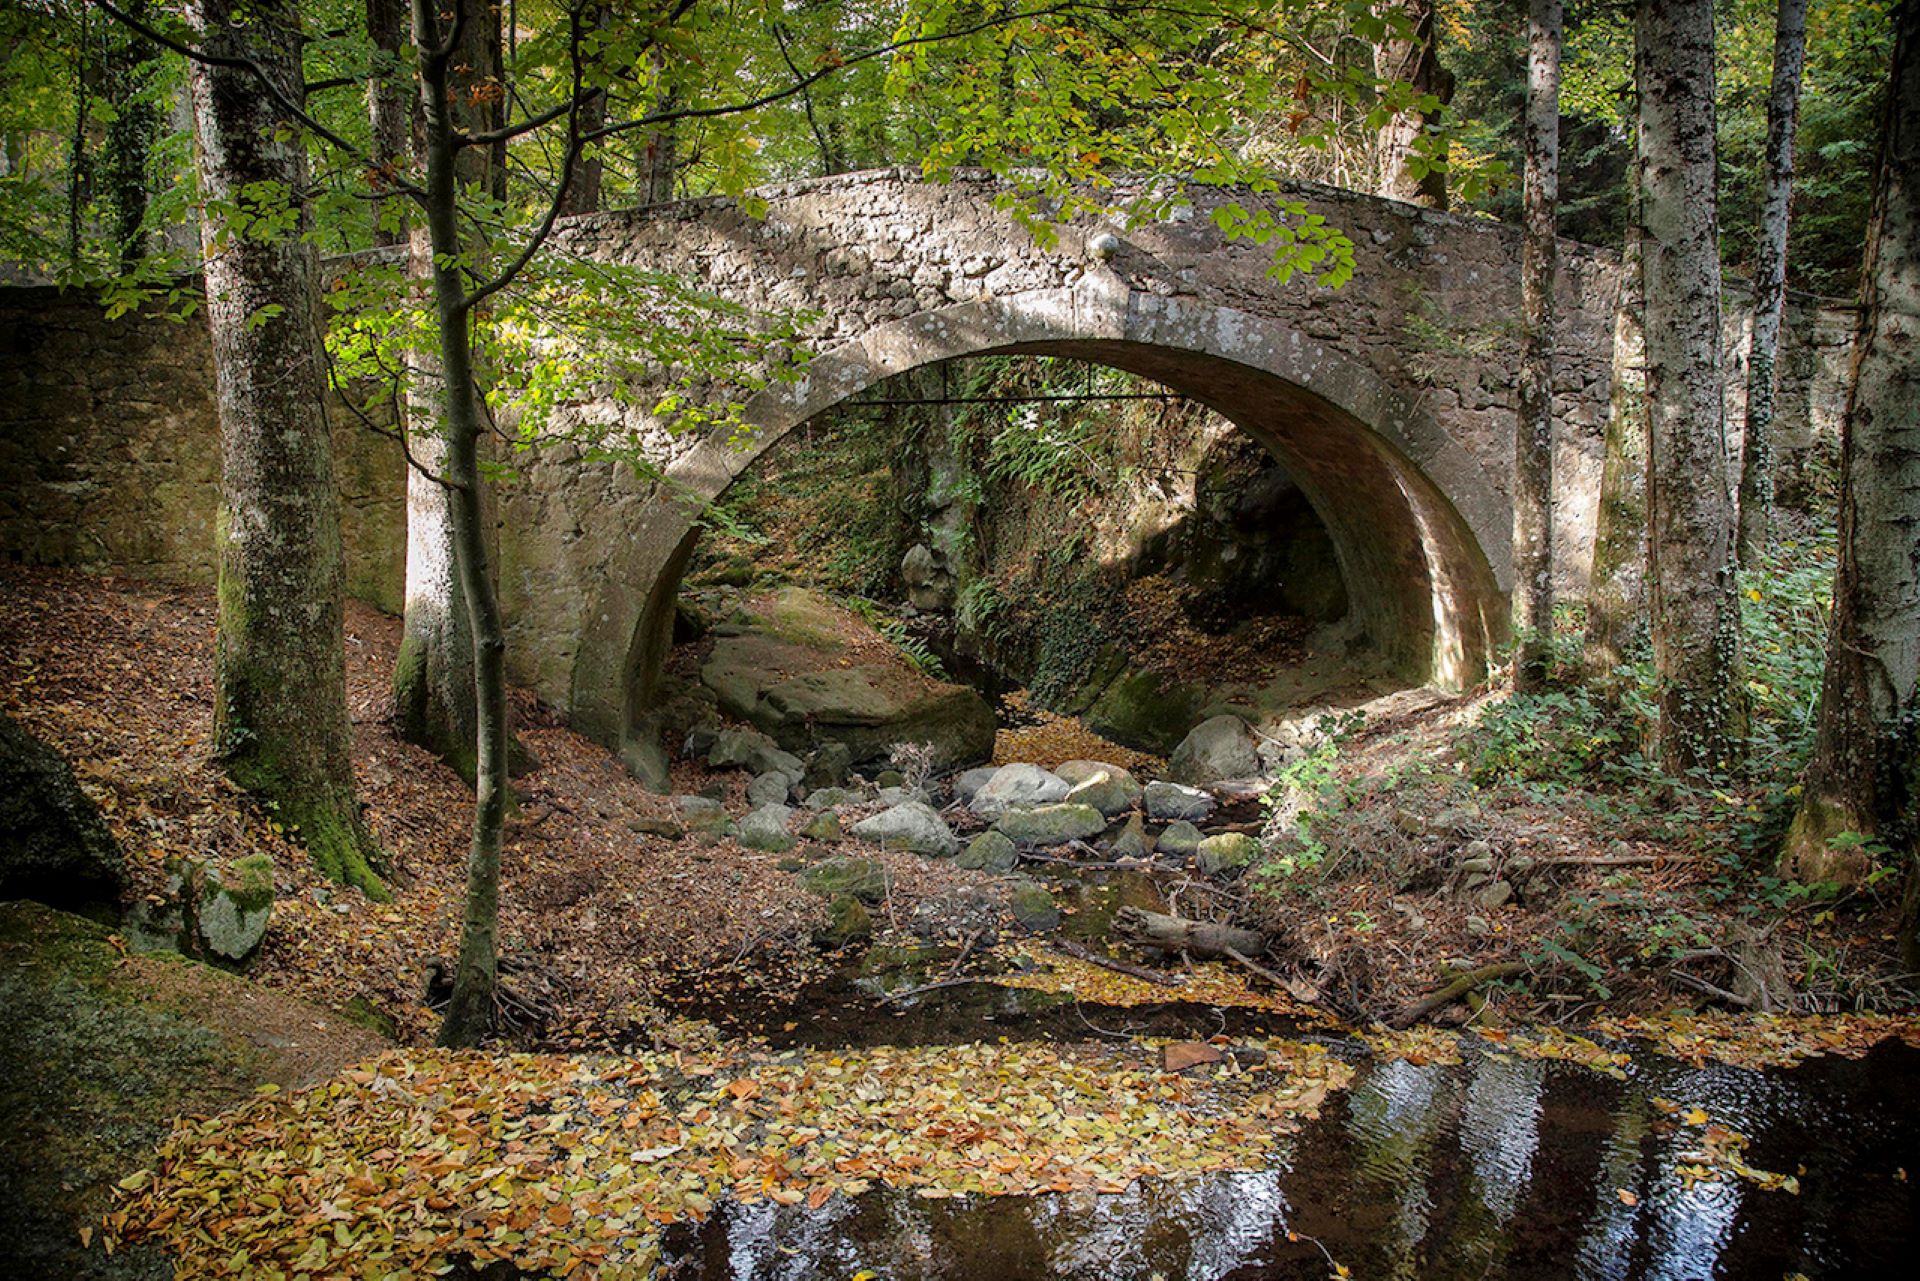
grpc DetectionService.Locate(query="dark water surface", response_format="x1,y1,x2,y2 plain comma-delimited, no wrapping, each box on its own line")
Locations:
651,1038,1919,1280
648,858,1918,1280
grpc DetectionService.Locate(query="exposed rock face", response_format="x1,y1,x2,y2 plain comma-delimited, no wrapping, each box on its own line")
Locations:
0,713,126,914
1168,715,1263,785
849,800,959,857
700,589,995,768
1144,781,1217,823
993,803,1107,847
969,763,1070,818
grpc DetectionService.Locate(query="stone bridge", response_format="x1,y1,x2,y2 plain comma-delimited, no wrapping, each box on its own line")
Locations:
1,169,1857,771
521,168,1626,757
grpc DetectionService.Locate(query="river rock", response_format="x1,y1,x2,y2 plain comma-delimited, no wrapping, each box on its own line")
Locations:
804,786,863,811
803,741,854,790
970,763,1070,818
874,785,932,808
956,830,1019,873
1144,781,1216,823
0,712,126,913
707,725,780,770
800,856,888,903
1109,813,1153,859
850,801,958,857
1155,820,1205,858
1168,714,1263,785
746,772,793,807
1476,880,1514,910
1056,761,1142,817
1195,833,1260,876
676,795,725,818
951,765,1000,805
1007,879,1061,932
738,804,797,853
993,803,1106,847
627,815,685,839
197,854,274,965
799,810,844,843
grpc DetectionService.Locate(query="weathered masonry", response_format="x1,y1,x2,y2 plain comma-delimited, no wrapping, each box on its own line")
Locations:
0,169,1856,770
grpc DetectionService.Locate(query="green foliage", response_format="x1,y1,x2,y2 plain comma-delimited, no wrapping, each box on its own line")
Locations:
844,596,951,681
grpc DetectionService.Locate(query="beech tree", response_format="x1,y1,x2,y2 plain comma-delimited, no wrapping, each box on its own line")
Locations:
1735,0,1809,566
1634,0,1746,774
1782,0,1919,956
181,0,384,894
1512,0,1560,689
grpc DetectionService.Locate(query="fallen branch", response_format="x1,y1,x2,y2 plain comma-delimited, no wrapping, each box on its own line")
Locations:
1114,907,1265,961
1050,938,1185,987
1223,945,1322,1005
1388,960,1528,1028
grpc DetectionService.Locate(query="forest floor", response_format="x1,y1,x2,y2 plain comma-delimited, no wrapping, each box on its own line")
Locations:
3,563,1915,1049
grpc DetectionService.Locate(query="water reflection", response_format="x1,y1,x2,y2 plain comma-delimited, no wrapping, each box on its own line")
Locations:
661,1040,1920,1279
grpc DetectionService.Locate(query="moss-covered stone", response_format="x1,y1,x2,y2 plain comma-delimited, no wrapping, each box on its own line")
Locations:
956,829,1019,872
1195,832,1260,876
196,853,274,965
1007,879,1061,932
814,895,873,948
992,803,1106,847
799,810,844,843
1084,669,1205,754
799,856,889,904
1156,820,1205,858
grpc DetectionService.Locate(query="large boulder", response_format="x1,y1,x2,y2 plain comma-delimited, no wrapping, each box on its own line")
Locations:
800,857,889,903
993,803,1107,847
849,801,959,857
950,765,1000,806
1155,820,1205,858
956,830,1019,873
699,588,995,768
1083,670,1205,755
1195,833,1261,876
1168,715,1263,785
738,804,798,853
0,713,125,915
969,763,1070,818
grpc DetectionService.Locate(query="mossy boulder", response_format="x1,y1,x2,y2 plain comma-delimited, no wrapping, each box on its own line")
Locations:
799,856,889,904
1156,820,1205,858
799,810,844,843
738,804,798,853
0,712,126,915
956,830,1019,873
1007,880,1062,932
814,895,873,948
196,854,274,966
993,803,1106,847
1195,833,1260,876
1056,760,1143,817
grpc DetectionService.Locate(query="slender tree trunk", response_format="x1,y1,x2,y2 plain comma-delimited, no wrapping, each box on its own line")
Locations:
1735,0,1809,565
1584,158,1648,680
1635,0,1747,775
1783,0,1920,941
102,0,162,270
556,5,607,216
1373,0,1455,209
366,0,412,246
185,0,384,895
395,0,501,779
409,0,511,1048
1513,0,1561,690
67,4,92,273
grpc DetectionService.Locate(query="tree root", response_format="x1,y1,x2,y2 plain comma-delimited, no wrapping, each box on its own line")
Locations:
1388,960,1529,1028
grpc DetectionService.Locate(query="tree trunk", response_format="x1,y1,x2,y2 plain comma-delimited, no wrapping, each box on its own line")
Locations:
1113,907,1266,960
186,0,384,896
1735,0,1809,566
1373,0,1454,209
1635,0,1747,774
365,0,412,246
411,0,511,1049
102,0,163,270
1783,0,1920,951
1584,157,1648,681
395,0,501,779
1513,0,1560,690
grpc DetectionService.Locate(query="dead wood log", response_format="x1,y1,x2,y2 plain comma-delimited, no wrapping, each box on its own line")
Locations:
1114,907,1265,961
1388,961,1529,1028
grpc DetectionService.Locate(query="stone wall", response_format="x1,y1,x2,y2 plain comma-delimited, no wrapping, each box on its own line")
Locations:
0,288,406,614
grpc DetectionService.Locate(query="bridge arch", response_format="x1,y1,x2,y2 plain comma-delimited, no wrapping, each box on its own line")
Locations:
567,281,1511,759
